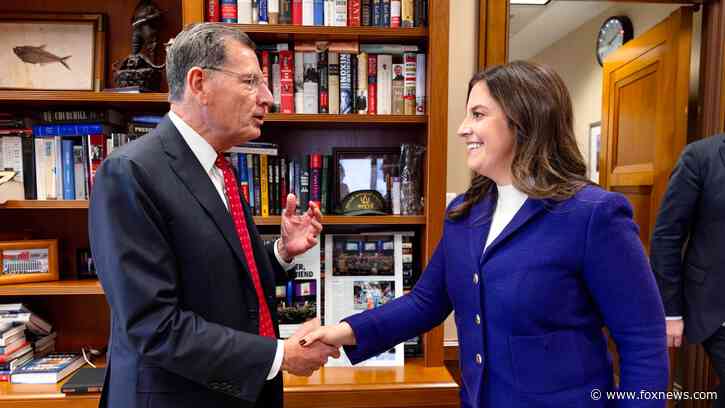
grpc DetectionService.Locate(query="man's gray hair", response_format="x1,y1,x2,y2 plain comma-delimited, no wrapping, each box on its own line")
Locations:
166,23,256,102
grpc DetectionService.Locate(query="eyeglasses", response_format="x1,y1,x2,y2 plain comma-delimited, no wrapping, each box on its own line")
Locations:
202,66,266,91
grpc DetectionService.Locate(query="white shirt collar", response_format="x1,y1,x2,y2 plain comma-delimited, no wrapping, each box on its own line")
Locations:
168,110,219,175
495,184,528,207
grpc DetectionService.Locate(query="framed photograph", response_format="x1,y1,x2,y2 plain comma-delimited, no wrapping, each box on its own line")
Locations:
332,147,400,213
0,13,106,91
588,121,601,183
0,240,59,285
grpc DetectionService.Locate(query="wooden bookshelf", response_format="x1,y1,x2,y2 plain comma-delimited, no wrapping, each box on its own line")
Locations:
227,24,428,43
0,91,169,108
0,358,457,408
264,113,426,124
0,280,103,296
0,201,89,210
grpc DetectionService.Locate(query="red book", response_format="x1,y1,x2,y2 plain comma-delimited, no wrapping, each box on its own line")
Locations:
207,0,220,22
88,134,107,190
260,51,270,88
348,0,361,26
367,54,377,115
309,154,322,209
292,0,303,25
279,50,295,113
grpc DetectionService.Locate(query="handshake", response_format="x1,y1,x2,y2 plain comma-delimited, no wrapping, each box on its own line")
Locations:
280,318,357,377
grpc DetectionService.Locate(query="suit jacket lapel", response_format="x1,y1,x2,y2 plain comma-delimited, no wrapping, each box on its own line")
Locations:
468,197,495,268
480,198,546,266
158,116,249,271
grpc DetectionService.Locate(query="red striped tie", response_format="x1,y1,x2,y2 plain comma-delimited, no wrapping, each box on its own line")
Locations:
215,155,275,338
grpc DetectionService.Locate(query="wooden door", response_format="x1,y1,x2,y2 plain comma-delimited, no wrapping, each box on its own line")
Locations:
600,7,693,406
600,7,692,252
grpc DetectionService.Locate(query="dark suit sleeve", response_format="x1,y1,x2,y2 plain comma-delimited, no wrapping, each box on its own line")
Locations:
583,193,668,405
650,145,702,317
343,239,452,363
90,155,277,402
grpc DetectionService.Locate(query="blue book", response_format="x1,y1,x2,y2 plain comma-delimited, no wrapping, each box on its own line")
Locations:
11,353,85,384
258,0,269,23
130,115,163,124
32,123,107,137
313,0,324,26
246,153,255,212
61,139,76,200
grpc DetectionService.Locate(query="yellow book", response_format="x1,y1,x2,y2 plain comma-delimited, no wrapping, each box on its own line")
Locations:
260,154,269,217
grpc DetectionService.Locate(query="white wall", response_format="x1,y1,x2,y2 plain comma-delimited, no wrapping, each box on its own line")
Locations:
527,4,692,159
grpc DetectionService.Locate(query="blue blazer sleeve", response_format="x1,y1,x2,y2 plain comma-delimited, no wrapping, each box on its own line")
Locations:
583,192,668,404
343,239,452,364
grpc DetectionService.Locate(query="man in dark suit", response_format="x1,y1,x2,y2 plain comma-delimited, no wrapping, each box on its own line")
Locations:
651,134,725,406
89,23,339,408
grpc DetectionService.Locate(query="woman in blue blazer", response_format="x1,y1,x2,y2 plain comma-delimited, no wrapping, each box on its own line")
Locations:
301,61,668,407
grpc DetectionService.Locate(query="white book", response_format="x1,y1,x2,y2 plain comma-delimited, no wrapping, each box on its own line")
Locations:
272,54,282,112
356,52,368,114
302,52,319,114
73,145,86,200
377,54,392,115
334,0,347,26
391,0,401,27
268,0,279,23
302,0,314,26
252,0,259,23
324,0,335,26
415,53,426,115
328,52,340,114
238,0,252,23
34,137,58,200
294,52,305,113
0,136,24,198
53,136,62,200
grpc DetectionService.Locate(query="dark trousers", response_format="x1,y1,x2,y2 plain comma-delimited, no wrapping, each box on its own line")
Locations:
703,326,725,408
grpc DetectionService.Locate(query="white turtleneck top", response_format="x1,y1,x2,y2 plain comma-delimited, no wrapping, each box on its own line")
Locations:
484,184,529,251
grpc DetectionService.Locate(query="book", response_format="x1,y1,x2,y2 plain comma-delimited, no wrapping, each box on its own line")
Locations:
207,0,221,21
269,0,280,24
0,325,26,347
60,367,105,394
377,54,392,114
238,0,253,23
11,353,85,384
356,52,368,114
220,0,238,22
416,53,426,115
302,0,314,25
328,52,340,114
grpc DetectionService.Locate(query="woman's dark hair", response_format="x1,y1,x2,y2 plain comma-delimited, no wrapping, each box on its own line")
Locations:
448,60,591,220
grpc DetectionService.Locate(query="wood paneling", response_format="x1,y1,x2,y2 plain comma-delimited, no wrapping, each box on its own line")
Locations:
614,70,658,167
477,0,508,69
699,0,725,136
0,0,181,91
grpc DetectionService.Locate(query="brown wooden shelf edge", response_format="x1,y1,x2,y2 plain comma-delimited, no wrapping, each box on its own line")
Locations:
0,280,103,296
228,24,428,41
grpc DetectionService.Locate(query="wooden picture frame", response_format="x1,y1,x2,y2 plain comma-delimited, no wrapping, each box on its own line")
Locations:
0,239,59,285
0,13,106,91
332,147,401,214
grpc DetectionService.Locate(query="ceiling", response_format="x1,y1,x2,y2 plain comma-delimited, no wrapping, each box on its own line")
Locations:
509,1,615,60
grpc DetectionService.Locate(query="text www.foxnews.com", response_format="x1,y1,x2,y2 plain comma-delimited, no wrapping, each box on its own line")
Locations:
590,389,718,401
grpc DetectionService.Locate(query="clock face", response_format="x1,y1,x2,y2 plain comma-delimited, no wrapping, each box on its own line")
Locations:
597,16,633,66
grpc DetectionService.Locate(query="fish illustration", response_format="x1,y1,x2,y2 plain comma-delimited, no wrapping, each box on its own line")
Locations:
12,45,71,71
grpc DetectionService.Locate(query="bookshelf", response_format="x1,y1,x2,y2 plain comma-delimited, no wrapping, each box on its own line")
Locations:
0,0,454,406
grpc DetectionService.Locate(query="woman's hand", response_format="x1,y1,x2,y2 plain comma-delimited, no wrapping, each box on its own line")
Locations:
299,322,357,348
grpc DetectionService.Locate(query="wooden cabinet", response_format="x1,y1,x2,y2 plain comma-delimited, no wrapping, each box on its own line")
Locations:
0,0,456,406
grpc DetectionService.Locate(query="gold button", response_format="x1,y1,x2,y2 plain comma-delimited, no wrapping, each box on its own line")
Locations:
473,273,479,284
475,354,482,365
475,314,481,325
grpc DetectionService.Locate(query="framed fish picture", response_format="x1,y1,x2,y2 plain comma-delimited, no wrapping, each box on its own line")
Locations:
0,13,105,91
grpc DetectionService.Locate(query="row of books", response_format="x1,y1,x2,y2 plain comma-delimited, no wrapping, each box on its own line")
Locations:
259,42,426,115
207,0,428,27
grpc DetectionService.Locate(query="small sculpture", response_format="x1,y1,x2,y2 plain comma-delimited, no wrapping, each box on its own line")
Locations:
112,0,165,91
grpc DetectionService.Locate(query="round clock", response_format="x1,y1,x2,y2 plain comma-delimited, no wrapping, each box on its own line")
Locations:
596,16,634,66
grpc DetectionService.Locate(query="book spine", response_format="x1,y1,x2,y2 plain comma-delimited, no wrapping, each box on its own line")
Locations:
260,51,271,90
238,154,250,204
269,0,279,23
268,156,276,215
392,62,405,115
348,0,361,26
21,134,36,200
88,134,107,192
324,0,334,26
390,0,400,27
61,139,75,200
339,54,352,114
33,137,54,200
253,154,262,215
414,0,425,27
258,0,269,23
279,51,295,113
252,0,259,23
280,0,292,23
247,154,256,212
372,0,382,26
292,0,303,24
299,155,310,211
208,0,221,21
416,53,426,115
356,52,368,114
382,0,391,26
260,155,269,217
294,51,305,113
293,160,301,210
302,0,314,25
350,53,357,112
303,52,319,114
334,0,347,26
280,157,287,211
271,53,282,112
403,52,417,115
401,0,413,27
309,154,322,209
320,155,330,214
361,0,371,26
318,51,329,114
314,0,324,25
367,54,377,114
220,0,238,22
328,52,340,114
238,0,252,23
377,54,392,114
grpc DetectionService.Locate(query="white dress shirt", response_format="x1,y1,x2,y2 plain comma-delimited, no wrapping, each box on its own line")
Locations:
169,111,290,380
484,184,529,251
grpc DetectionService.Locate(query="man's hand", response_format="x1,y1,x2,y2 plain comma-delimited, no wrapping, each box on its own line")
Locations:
278,194,323,261
667,319,684,348
300,322,356,348
281,319,340,377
